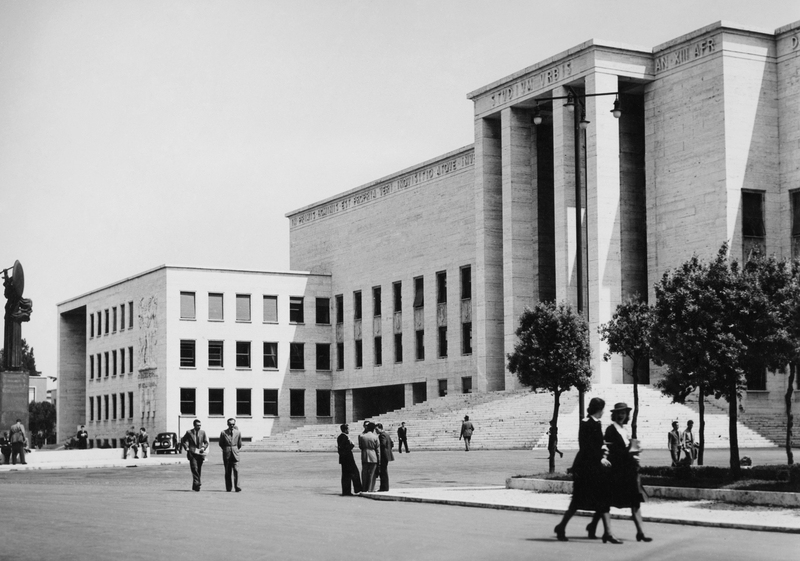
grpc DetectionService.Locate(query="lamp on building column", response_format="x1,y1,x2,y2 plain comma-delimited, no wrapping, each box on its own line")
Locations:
611,95,622,119
532,103,543,126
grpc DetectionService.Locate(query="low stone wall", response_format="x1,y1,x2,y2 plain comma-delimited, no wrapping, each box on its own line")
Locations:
506,477,800,508
21,449,127,464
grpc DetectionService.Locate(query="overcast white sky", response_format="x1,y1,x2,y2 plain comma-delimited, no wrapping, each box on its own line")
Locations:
1,0,798,383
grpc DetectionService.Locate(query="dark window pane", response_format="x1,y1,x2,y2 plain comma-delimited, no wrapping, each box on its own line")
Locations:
394,333,403,363
335,295,344,324
180,292,195,319
792,191,800,236
236,388,251,416
316,343,331,370
180,388,196,416
416,330,425,360
263,342,278,369
263,295,278,323
290,389,304,417
373,287,381,316
438,326,447,358
209,293,224,321
290,297,304,323
316,390,331,417
316,298,330,324
461,267,472,299
393,282,402,312
336,342,344,370
437,272,447,304
462,322,472,354
742,191,765,237
355,340,363,368
263,389,278,416
290,343,305,370
354,291,362,320
413,277,424,308
208,341,224,368
128,302,133,328
208,388,224,416
374,336,382,366
236,341,251,368
180,340,196,367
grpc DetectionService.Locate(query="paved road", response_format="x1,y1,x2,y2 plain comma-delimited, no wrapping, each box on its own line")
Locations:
0,448,796,561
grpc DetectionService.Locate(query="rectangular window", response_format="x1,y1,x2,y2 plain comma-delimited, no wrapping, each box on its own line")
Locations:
104,395,109,420
461,266,472,299
414,277,424,308
90,355,94,379
90,397,94,421
393,282,402,312
208,340,224,368
438,379,448,397
120,392,125,419
236,294,251,322
263,295,278,323
180,292,196,320
290,343,305,370
437,271,447,304
416,330,425,360
97,312,102,336
355,340,363,368
438,326,448,358
112,394,117,420
97,354,102,378
791,190,800,259
128,302,134,328
121,348,126,374
336,342,344,370
289,297,304,323
236,388,251,416
209,293,224,321
90,314,95,338
104,352,109,377
128,392,134,418
96,396,101,421
743,190,766,258
120,304,125,330
373,286,382,317
263,342,278,369
112,350,118,375
180,340,196,368
316,298,330,324
374,336,382,366
105,309,109,334
354,291,362,320
128,346,134,373
290,389,305,417
316,343,331,371
236,341,251,368
316,390,331,417
335,295,344,324
747,368,767,391
112,307,117,332
208,388,224,416
462,322,473,355
394,333,403,363
263,389,279,416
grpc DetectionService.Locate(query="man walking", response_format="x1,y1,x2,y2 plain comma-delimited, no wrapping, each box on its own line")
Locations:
358,422,380,492
76,425,89,450
396,422,409,454
459,415,475,451
681,420,697,465
9,419,27,465
138,427,150,459
219,418,242,492
668,421,682,466
181,419,209,491
376,423,395,492
337,424,362,496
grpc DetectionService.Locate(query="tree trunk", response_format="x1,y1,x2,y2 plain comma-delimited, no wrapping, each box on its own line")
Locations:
787,362,796,466
698,389,705,466
729,376,741,477
631,359,639,440
549,390,561,474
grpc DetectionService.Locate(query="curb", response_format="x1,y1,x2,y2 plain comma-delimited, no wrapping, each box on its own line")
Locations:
359,491,800,534
0,458,187,471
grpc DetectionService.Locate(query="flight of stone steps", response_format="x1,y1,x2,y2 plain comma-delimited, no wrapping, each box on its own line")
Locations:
538,384,778,451
245,383,783,452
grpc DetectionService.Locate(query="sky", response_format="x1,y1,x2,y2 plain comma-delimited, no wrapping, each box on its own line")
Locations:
1,0,798,383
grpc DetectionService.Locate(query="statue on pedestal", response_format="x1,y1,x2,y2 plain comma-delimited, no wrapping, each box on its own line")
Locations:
3,261,32,371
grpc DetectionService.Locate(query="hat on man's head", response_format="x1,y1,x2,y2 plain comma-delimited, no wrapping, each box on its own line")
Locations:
610,402,632,413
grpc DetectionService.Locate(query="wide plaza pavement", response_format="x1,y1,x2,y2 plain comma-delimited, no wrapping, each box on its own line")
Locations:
0,447,797,561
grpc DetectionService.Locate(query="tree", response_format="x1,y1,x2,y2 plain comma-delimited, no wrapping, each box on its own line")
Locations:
29,400,56,439
598,296,654,440
651,243,781,476
0,338,38,373
507,301,592,473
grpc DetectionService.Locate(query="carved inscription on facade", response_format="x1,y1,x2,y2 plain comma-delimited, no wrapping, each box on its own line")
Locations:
655,37,716,73
290,151,474,228
490,60,574,108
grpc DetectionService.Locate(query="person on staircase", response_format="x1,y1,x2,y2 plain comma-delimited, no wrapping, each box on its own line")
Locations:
460,415,475,451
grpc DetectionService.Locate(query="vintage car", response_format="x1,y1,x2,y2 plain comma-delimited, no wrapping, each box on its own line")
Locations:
153,432,182,454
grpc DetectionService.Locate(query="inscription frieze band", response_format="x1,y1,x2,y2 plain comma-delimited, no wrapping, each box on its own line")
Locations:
655,37,716,72
489,60,574,108
290,151,474,228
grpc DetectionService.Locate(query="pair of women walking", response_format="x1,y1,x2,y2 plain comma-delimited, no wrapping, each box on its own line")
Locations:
554,398,652,544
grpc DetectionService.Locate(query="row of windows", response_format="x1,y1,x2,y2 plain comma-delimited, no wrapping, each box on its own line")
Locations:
181,293,314,324
179,388,330,418
334,266,472,323
90,347,135,380
90,302,134,338
89,392,135,421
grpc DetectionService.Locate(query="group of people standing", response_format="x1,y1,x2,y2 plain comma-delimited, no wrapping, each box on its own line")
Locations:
180,418,242,492
668,420,697,466
337,421,400,495
0,419,28,465
554,399,652,544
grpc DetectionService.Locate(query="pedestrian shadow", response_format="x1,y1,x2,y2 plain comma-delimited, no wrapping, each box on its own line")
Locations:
524,538,597,543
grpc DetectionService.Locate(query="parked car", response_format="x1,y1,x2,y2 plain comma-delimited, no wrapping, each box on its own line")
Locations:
153,432,182,454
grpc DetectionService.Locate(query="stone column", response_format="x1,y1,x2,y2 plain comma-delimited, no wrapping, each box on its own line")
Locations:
501,107,535,390
552,87,579,307
474,117,505,391
404,383,414,408
585,73,622,384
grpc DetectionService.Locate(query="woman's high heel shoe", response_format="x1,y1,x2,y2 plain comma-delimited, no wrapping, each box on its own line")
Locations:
554,525,568,542
602,533,623,544
586,523,597,539
636,532,653,542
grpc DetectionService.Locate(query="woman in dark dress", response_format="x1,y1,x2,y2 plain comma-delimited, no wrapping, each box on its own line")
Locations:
605,402,652,542
554,397,619,543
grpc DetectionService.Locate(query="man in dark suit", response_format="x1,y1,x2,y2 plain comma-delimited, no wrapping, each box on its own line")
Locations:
337,424,362,496
76,425,89,450
181,419,209,491
219,418,242,492
376,423,395,492
396,422,409,453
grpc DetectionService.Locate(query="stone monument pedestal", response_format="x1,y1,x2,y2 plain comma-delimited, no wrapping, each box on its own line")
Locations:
0,371,29,432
